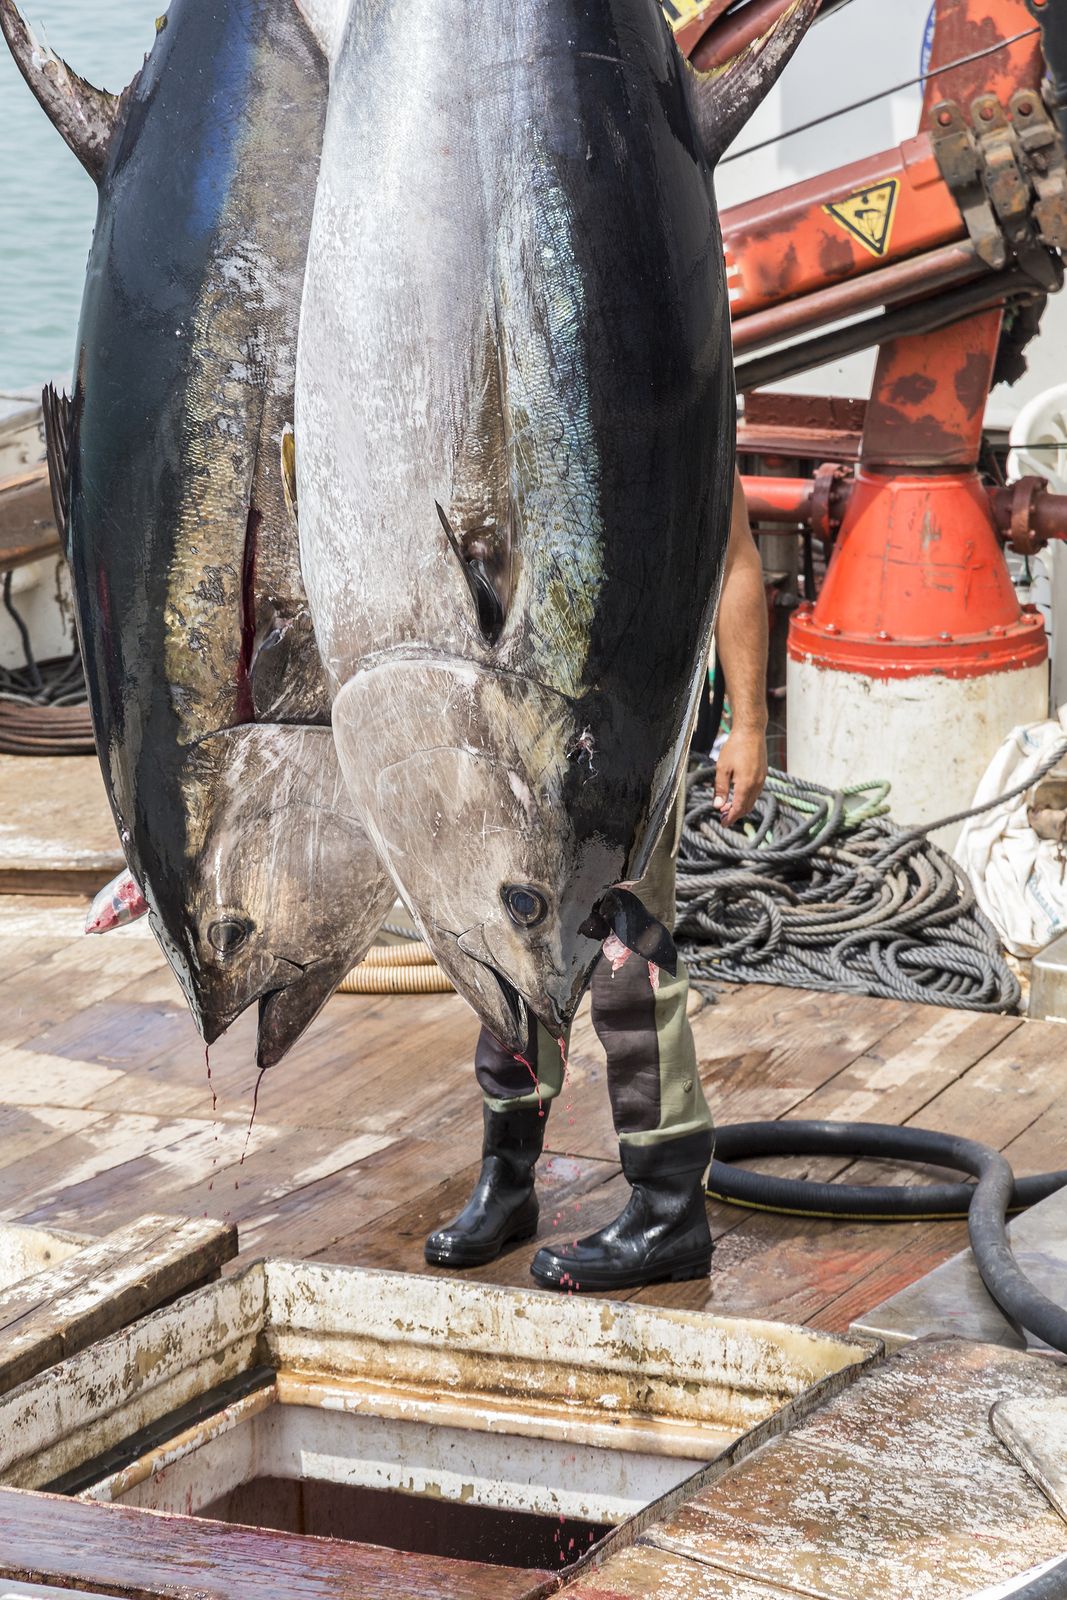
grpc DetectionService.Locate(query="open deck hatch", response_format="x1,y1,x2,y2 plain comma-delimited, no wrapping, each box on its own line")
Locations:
0,1259,875,1578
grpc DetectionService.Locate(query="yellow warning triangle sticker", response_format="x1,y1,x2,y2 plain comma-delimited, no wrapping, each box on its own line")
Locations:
659,0,711,30
824,180,899,258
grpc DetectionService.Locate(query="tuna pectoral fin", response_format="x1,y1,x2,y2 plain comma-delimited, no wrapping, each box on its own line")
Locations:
685,0,819,166
0,0,123,180
42,385,72,541
580,888,678,977
435,502,506,643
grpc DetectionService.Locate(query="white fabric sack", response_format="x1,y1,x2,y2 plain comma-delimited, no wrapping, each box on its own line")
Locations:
953,708,1067,958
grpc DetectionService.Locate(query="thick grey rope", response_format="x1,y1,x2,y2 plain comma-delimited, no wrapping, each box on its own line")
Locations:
676,742,1067,1013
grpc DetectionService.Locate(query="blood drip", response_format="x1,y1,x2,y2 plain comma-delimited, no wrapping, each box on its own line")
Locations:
206,1044,218,1191
512,1050,543,1116
239,1066,266,1165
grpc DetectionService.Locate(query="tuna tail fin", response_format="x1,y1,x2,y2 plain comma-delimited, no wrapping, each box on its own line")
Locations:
579,888,679,977
0,0,120,181
685,0,819,168
42,384,72,542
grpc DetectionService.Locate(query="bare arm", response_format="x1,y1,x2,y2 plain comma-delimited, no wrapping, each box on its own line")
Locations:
713,469,769,822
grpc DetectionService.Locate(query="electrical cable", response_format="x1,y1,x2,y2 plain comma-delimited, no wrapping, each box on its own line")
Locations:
0,570,94,754
721,25,1040,163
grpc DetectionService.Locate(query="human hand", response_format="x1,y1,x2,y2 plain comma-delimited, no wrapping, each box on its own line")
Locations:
713,726,768,824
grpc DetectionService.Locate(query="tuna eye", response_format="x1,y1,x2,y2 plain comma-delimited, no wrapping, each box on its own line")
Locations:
502,885,548,929
207,918,250,955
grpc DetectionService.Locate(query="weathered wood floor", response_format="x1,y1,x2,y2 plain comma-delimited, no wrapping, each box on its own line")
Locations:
0,891,1059,1333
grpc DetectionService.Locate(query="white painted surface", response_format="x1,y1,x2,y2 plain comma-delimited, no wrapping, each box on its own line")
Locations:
1009,387,1067,716
968,1555,1067,1600
0,557,74,674
0,407,44,479
786,656,1050,849
991,1396,1067,1523
0,1224,84,1294
0,1260,872,1494
264,1261,873,1439
100,1397,706,1526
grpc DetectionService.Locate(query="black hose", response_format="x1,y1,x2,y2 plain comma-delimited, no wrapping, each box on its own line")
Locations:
709,1121,1067,1353
1008,1557,1067,1599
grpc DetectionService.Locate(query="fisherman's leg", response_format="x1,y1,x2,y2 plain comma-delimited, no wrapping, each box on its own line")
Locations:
531,796,714,1292
425,1018,567,1269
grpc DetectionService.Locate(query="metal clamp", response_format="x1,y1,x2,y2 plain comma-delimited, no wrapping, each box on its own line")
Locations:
931,91,1067,289
1008,474,1049,555
810,462,849,558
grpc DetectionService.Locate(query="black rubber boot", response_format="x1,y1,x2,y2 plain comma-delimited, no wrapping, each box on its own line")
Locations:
529,1130,712,1292
424,1101,546,1268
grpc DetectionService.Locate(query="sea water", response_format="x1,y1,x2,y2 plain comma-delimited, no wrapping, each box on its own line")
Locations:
0,0,158,396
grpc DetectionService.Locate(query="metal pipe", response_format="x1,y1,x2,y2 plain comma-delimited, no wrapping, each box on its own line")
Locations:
988,480,1067,551
734,271,1039,391
741,477,815,522
744,473,1067,553
691,0,792,70
731,242,984,355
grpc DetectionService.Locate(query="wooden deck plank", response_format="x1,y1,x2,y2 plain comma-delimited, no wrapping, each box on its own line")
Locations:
0,1215,235,1395
320,1152,623,1284
0,1487,552,1600
639,1341,1067,1600
628,995,1029,1325
0,889,1061,1333
13,1119,398,1236
0,758,122,894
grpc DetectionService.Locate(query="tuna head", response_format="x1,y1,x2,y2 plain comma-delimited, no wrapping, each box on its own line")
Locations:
332,659,666,1054
146,724,393,1069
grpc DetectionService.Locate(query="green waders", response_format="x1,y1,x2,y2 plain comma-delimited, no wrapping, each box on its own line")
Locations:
474,793,714,1151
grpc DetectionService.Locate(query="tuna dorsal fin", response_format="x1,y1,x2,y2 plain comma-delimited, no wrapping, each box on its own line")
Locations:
685,0,819,167
0,0,121,180
42,384,72,541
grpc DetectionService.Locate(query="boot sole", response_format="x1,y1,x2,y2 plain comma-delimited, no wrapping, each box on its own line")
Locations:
424,1214,540,1270
530,1249,712,1293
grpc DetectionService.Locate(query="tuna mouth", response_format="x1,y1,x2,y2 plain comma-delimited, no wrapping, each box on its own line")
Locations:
490,970,532,1054
198,1008,237,1048
256,956,348,1071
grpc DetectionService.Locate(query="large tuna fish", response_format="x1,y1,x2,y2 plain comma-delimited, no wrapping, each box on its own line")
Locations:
1,0,394,1064
295,0,817,1050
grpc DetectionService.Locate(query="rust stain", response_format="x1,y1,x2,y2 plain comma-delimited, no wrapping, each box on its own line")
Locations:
954,350,991,419
817,231,857,279
887,373,936,408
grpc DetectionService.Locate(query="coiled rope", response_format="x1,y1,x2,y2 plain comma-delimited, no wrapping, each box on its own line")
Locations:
676,745,1067,1014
